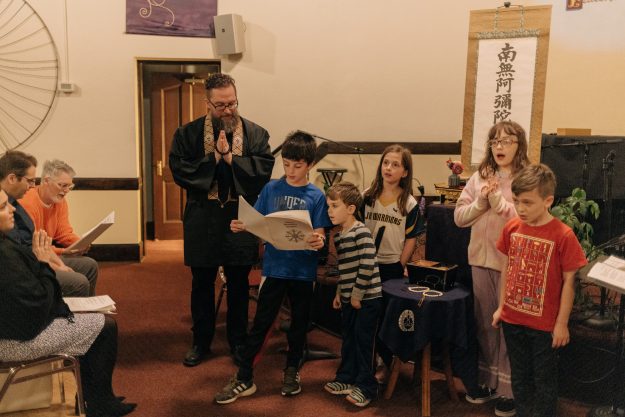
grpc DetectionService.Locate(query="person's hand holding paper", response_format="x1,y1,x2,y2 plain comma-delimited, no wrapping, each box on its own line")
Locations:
237,196,316,250
64,211,115,254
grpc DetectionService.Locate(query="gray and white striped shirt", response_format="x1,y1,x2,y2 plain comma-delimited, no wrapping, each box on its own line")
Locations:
334,221,382,302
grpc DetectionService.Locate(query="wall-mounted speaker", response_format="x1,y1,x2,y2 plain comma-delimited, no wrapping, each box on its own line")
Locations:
213,14,245,55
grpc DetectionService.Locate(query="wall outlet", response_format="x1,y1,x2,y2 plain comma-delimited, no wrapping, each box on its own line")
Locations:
59,82,75,93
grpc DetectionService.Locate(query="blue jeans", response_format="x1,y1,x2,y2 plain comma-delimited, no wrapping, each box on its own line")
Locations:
502,322,558,417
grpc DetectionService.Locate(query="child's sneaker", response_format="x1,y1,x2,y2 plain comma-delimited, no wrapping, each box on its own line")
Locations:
346,387,371,408
214,376,257,404
465,385,497,404
324,381,353,395
495,397,516,417
281,366,301,396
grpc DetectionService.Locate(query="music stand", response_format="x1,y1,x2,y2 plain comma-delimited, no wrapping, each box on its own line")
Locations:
317,168,347,190
580,253,625,417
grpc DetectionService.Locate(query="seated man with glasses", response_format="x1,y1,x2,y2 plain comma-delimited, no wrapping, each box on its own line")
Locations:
19,159,98,297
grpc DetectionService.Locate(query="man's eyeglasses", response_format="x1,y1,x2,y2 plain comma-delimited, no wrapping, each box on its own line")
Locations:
207,99,238,112
51,180,75,191
488,136,518,148
20,176,37,186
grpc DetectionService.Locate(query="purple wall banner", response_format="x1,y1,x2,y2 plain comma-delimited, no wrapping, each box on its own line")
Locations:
126,0,217,38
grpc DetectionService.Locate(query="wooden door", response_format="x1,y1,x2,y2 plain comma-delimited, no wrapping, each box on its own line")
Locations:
151,73,207,239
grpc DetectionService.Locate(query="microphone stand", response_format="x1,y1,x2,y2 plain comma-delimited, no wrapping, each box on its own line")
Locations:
599,150,616,318
583,144,590,190
303,131,367,191
306,131,365,154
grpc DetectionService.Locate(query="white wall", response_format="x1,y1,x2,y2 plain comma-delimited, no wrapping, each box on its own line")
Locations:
21,0,625,243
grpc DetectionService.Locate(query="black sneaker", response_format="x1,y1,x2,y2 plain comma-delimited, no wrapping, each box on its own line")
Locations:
495,397,516,417
465,386,498,404
214,376,257,404
281,366,301,396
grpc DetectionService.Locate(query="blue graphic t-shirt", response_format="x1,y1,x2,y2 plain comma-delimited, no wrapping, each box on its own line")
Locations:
255,178,332,281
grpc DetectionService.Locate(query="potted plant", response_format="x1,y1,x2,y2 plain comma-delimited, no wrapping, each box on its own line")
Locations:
550,187,601,309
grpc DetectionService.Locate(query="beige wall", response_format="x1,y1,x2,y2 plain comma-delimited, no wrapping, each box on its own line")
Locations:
66,191,140,244
21,0,625,245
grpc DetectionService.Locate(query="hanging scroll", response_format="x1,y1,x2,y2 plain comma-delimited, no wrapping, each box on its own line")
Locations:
462,5,552,170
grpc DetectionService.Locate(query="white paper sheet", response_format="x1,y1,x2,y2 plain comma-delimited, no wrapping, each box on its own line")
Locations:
238,196,314,250
587,259,625,294
66,211,115,252
63,295,116,313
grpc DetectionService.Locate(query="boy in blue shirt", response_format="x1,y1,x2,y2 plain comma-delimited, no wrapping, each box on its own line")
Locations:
215,131,331,404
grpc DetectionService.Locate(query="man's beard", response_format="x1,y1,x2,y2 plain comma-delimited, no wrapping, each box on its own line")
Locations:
212,111,239,134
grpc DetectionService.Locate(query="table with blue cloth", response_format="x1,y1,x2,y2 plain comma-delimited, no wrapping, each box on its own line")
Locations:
379,278,477,416
379,279,470,360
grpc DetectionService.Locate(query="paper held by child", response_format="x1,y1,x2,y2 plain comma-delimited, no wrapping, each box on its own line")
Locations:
238,196,314,250
63,295,116,314
65,211,115,253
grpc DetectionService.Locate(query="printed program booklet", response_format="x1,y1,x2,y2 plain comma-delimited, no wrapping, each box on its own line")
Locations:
63,295,116,314
65,211,115,253
238,196,314,250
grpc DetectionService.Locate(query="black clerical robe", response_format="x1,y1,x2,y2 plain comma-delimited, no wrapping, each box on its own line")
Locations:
169,116,274,267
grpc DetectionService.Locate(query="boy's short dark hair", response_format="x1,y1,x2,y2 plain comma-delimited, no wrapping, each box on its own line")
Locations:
0,150,37,180
511,163,557,198
327,182,362,209
281,130,317,164
205,73,236,94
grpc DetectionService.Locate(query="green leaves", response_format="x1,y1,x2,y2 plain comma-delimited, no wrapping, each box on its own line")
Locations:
551,187,600,260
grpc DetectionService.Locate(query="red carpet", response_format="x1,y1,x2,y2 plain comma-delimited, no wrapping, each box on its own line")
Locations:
98,240,591,417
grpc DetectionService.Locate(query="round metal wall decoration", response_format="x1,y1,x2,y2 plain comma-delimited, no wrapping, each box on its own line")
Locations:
0,0,59,152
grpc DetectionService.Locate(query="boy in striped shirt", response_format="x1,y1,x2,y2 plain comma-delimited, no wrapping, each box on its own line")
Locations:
324,182,382,408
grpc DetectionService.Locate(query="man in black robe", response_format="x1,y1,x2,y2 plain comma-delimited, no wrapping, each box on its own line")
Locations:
169,73,274,367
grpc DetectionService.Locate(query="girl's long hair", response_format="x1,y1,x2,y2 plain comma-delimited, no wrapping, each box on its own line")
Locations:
363,144,413,216
478,120,531,179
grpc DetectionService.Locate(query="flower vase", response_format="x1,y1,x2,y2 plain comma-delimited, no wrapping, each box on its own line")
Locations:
448,173,460,188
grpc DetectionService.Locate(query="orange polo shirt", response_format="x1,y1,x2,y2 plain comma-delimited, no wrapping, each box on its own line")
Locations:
19,187,80,254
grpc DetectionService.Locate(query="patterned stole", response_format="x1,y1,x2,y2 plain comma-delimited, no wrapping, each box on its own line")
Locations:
203,113,243,202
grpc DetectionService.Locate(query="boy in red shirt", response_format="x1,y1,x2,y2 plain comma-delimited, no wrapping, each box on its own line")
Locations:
492,164,587,417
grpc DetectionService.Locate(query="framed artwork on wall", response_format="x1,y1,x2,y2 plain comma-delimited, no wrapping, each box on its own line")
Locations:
461,5,552,171
126,0,217,38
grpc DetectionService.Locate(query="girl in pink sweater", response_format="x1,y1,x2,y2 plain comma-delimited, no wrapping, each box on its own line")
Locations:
454,121,530,417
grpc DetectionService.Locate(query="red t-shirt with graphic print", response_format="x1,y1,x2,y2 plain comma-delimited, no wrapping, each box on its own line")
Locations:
496,216,587,332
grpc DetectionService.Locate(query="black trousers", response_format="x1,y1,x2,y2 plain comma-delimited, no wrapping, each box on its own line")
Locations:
335,299,381,398
502,322,558,417
190,265,252,351
80,316,118,410
237,277,314,381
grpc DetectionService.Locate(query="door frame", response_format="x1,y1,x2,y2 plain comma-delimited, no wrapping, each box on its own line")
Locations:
136,58,221,253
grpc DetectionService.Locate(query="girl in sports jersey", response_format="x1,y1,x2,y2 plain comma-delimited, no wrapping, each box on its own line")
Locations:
363,145,424,382
453,120,530,416
363,144,422,281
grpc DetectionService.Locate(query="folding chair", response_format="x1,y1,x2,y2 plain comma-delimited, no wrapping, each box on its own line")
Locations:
0,354,85,416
